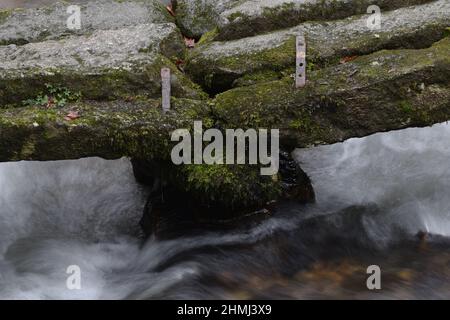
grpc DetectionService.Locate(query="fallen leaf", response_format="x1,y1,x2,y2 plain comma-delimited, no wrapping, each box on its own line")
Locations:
184,37,195,49
175,58,185,72
339,55,359,64
64,111,80,121
166,4,175,17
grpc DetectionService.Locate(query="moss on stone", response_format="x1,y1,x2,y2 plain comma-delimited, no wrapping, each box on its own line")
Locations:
0,96,282,211
213,38,450,147
187,2,449,93
1,26,449,218
217,0,435,41
175,164,281,210
0,9,11,24
1,54,207,107
197,27,219,45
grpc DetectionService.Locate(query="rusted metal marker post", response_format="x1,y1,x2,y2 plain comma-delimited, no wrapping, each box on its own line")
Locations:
296,35,306,88
161,67,171,113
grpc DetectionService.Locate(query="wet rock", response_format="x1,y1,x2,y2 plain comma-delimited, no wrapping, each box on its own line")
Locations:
0,0,172,45
136,151,315,239
216,0,434,41
174,0,240,39
0,98,210,162
187,0,450,93
279,151,315,203
0,23,205,105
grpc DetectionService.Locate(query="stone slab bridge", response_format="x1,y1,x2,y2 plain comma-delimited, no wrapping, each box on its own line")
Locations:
0,0,449,230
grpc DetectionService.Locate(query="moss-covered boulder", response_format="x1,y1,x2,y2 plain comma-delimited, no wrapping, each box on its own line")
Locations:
187,0,450,93
213,37,450,148
174,0,240,39
216,0,434,41
0,23,206,105
0,0,172,45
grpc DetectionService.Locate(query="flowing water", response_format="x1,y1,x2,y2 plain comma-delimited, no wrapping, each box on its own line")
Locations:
1,123,450,300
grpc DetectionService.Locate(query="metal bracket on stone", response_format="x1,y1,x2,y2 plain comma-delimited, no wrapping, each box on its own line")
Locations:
296,35,306,88
161,68,171,113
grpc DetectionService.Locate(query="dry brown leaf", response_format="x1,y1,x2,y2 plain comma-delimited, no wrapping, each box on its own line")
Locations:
339,56,359,64
64,111,80,121
166,5,175,17
175,58,185,72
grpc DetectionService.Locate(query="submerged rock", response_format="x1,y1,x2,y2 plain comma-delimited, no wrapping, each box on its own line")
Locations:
0,23,205,105
187,0,450,93
216,0,434,41
0,0,172,45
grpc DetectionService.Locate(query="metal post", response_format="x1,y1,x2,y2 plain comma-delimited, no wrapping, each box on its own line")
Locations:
296,35,306,88
161,68,171,113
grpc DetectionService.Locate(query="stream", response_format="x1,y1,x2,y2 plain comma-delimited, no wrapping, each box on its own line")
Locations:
1,123,450,299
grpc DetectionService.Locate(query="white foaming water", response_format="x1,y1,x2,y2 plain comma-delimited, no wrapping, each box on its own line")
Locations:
295,122,450,237
0,158,149,299
1,124,450,299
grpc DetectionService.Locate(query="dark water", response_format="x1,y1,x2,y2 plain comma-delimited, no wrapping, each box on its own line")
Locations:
1,123,450,299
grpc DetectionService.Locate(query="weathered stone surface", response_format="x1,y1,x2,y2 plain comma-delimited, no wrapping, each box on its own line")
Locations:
0,0,172,45
187,0,450,93
175,0,239,38
216,0,435,41
214,37,450,148
0,23,206,105
0,98,204,161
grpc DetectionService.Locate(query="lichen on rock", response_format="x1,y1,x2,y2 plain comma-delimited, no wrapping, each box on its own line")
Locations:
213,37,450,148
186,0,450,93
0,0,173,45
0,23,206,105
216,0,435,41
175,0,240,39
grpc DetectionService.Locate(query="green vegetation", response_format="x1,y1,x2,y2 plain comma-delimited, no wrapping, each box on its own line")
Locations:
22,84,82,108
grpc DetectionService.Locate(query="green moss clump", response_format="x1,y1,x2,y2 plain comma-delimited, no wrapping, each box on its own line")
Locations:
0,9,11,24
399,100,414,114
176,164,281,212
197,27,219,45
22,84,82,107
